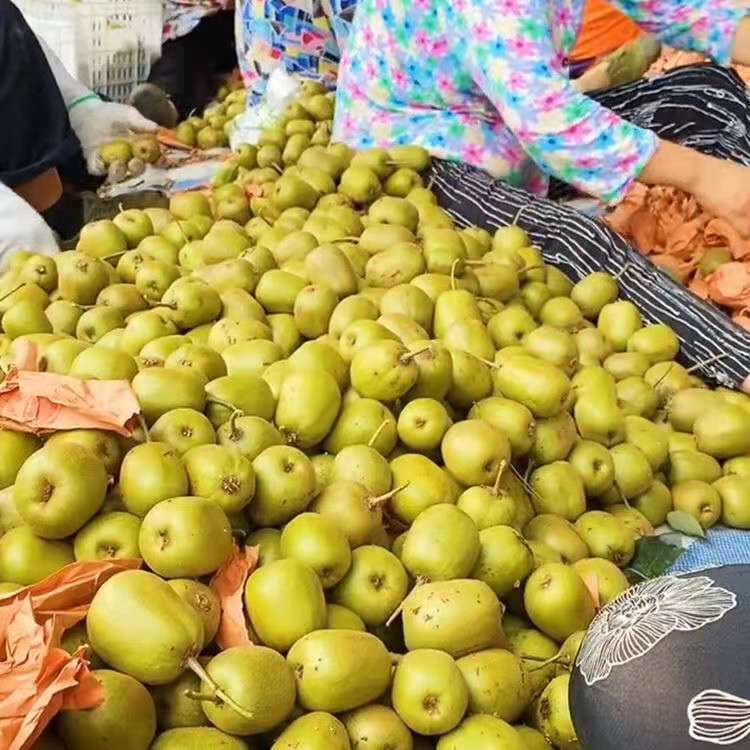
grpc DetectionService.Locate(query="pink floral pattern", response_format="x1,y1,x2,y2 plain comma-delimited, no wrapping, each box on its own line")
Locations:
332,0,747,202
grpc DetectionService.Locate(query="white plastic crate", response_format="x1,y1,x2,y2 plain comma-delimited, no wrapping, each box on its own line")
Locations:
14,0,162,102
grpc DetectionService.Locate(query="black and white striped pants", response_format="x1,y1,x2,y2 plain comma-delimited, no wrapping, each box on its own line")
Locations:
428,65,750,390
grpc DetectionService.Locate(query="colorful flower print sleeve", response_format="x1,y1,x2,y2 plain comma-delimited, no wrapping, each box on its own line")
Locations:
609,0,747,66
235,0,358,104
466,0,660,203
333,0,746,203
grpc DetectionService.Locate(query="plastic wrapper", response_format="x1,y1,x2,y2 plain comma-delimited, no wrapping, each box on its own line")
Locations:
0,342,140,436
229,68,300,150
210,545,259,650
0,559,141,749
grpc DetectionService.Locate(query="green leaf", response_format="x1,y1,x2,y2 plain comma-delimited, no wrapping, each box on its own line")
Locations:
667,511,706,539
626,537,685,582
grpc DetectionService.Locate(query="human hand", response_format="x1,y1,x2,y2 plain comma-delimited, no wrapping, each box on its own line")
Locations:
691,158,750,239
68,99,158,177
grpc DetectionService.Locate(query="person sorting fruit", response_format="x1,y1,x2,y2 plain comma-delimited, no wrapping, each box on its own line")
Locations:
333,0,750,236
0,0,157,260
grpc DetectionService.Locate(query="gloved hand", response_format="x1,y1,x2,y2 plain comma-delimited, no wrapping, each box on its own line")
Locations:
68,98,158,176
0,182,59,264
35,34,157,177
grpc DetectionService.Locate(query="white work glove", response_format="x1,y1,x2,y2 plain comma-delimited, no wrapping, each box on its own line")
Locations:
36,35,157,176
68,99,158,176
0,182,59,265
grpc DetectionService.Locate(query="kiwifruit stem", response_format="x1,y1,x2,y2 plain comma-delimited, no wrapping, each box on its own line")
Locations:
475,355,500,370
652,363,675,390
185,690,222,704
369,483,409,509
492,460,507,495
386,574,429,627
207,396,242,414
612,483,628,508
526,651,569,673
368,420,389,448
402,346,432,362
186,656,255,720
450,258,461,290
228,409,242,439
512,463,544,506
0,284,24,303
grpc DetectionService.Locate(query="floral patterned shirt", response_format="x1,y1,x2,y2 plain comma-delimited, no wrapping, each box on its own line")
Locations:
235,0,357,103
332,0,747,202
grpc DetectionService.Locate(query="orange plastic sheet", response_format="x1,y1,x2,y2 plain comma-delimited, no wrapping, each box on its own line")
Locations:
210,545,259,650
0,559,141,750
0,342,140,436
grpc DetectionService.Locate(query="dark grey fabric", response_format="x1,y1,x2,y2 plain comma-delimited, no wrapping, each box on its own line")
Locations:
570,565,750,749
426,66,750,390
1,0,81,187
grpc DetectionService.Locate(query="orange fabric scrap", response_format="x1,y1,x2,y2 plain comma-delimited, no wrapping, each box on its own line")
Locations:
0,559,141,750
0,342,140,436
210,545,259,650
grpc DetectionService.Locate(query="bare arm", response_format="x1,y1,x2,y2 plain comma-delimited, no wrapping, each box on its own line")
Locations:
731,16,750,66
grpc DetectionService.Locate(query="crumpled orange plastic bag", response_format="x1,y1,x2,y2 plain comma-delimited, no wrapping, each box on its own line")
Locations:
210,545,259,650
0,558,141,629
0,598,104,750
0,342,140,436
0,559,141,750
605,181,750,327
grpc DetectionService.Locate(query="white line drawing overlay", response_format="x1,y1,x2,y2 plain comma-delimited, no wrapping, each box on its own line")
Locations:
576,575,737,686
688,689,750,745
